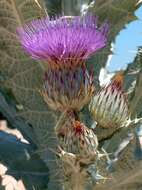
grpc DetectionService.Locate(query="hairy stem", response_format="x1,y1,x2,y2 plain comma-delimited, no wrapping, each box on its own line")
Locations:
70,172,87,190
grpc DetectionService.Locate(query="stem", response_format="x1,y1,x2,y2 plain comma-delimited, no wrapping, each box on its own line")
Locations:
70,172,86,190
64,171,87,190
55,110,75,135
59,149,88,190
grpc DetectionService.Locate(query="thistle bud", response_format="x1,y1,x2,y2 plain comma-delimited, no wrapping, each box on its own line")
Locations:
89,72,129,128
57,112,98,156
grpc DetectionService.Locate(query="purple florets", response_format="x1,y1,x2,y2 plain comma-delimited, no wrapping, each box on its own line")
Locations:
17,15,109,67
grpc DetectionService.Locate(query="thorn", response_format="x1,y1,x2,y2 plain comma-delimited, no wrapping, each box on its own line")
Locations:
34,0,42,9
98,148,112,161
122,117,142,128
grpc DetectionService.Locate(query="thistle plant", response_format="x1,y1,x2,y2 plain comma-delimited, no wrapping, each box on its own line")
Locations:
16,11,142,189
17,14,110,189
0,1,142,190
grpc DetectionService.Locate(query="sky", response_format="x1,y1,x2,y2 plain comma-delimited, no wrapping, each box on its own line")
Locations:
107,5,142,72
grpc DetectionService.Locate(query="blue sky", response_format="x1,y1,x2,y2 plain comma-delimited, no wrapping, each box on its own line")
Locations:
107,5,142,72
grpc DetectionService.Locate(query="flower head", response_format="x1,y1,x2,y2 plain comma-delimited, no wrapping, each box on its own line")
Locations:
57,111,98,156
89,72,129,128
17,15,109,68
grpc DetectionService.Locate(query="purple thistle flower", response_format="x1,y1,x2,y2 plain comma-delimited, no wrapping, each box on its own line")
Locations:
17,15,109,68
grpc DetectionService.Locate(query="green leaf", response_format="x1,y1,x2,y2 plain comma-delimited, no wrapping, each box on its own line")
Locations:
0,0,60,189
124,47,142,117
